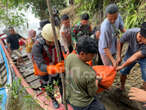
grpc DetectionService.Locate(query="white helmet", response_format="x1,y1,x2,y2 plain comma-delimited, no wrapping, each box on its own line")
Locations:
41,23,60,42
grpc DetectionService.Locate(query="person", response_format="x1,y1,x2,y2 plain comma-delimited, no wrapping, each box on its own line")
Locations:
36,19,50,40
65,36,106,110
72,13,92,43
6,27,25,64
91,26,103,65
60,14,73,53
128,87,146,103
52,6,61,28
116,22,146,90
31,24,64,109
98,4,126,67
25,29,36,61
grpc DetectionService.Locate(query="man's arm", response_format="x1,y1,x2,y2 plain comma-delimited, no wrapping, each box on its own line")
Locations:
116,40,123,65
6,37,11,53
31,43,47,72
116,51,144,71
6,42,11,53
119,14,126,33
86,73,98,97
104,48,117,67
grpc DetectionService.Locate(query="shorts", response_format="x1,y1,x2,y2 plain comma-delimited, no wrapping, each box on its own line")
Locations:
120,53,146,81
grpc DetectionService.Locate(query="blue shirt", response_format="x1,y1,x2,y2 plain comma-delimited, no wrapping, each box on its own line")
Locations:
98,14,124,55
120,28,146,57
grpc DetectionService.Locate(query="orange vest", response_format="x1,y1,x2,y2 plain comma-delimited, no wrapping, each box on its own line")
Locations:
33,46,58,76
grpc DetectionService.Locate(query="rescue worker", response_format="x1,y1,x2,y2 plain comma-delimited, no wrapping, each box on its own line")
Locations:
36,19,50,40
72,13,92,43
116,22,146,90
98,4,126,67
65,36,106,110
31,24,64,109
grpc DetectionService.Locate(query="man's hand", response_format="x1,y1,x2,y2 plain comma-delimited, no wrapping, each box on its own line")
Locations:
116,65,123,71
128,87,146,103
47,61,65,75
112,59,117,68
116,57,122,65
56,62,65,73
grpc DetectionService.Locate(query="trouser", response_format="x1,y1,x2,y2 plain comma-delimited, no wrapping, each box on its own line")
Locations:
70,98,106,110
39,74,63,100
100,54,116,66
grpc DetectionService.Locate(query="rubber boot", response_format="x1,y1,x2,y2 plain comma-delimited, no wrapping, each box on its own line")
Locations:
120,75,127,90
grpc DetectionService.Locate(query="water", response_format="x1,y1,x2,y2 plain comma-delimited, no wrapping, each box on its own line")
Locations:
0,7,40,38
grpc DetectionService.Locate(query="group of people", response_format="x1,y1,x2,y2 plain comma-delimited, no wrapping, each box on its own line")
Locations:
4,3,146,110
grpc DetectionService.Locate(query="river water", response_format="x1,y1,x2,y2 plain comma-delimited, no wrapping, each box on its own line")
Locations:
0,7,40,38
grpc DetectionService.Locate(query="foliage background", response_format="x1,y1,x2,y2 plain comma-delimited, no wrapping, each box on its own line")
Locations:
0,0,145,28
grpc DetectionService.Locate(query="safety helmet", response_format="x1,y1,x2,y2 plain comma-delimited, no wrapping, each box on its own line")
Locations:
41,24,60,42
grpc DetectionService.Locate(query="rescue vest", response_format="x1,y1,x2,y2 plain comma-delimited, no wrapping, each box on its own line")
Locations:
33,45,58,76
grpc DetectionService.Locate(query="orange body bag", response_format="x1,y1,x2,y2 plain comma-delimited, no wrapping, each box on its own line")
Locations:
92,66,116,93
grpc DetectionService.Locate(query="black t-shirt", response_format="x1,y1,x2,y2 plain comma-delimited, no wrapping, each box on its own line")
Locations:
6,34,22,50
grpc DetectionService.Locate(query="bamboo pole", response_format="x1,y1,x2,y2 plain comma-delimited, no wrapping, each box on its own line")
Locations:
46,0,68,110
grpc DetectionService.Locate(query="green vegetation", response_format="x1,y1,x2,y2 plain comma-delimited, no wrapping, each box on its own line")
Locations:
6,79,43,110
1,0,145,28
74,0,146,28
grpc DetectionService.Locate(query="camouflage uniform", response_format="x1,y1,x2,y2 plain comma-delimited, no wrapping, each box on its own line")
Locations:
71,22,92,43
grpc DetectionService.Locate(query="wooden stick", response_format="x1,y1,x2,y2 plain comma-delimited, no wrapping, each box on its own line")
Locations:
46,0,68,110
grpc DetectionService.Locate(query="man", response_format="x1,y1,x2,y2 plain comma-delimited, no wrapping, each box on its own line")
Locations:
31,24,64,109
72,13,92,43
116,22,146,90
91,26,103,65
6,27,25,64
60,14,73,53
65,37,106,110
98,4,126,67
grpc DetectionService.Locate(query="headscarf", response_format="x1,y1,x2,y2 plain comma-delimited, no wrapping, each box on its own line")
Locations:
28,29,36,38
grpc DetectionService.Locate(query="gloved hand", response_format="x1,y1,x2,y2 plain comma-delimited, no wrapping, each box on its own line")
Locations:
47,61,65,75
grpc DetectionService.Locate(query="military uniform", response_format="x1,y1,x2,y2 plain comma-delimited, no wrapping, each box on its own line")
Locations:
71,22,92,43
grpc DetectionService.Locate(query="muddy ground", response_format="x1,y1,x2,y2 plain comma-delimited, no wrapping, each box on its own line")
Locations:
98,44,145,110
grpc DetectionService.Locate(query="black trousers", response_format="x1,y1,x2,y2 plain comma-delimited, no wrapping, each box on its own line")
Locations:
70,98,106,110
39,74,63,101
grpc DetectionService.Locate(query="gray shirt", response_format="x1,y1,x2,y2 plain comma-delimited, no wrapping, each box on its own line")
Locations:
98,14,124,55
120,28,146,57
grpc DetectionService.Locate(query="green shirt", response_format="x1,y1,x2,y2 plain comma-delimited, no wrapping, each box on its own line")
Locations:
65,54,98,107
